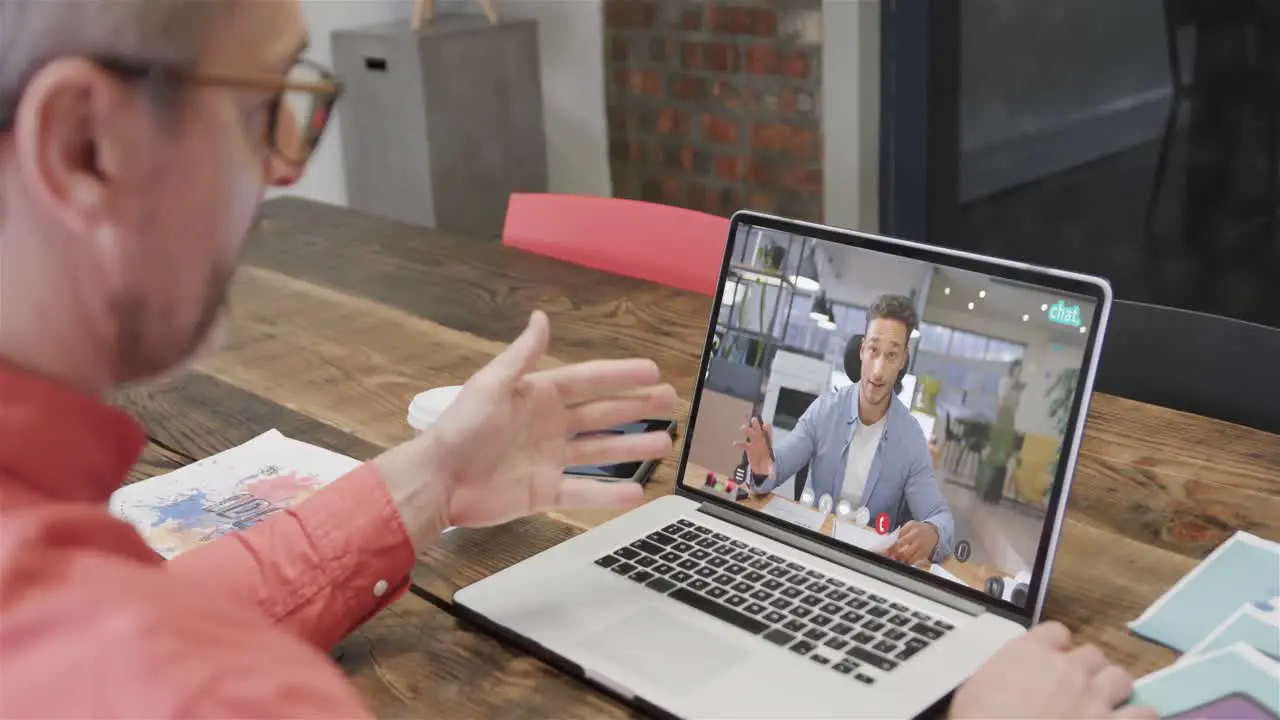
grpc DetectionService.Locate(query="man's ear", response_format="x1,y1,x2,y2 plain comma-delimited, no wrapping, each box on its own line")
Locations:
11,57,138,235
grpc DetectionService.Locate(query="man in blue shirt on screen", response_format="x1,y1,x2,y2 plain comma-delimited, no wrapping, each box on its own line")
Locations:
738,294,955,566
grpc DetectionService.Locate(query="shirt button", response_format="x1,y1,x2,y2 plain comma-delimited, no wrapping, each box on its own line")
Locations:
373,579,389,597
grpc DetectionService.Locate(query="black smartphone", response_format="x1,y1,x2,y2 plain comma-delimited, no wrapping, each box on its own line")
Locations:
564,419,679,484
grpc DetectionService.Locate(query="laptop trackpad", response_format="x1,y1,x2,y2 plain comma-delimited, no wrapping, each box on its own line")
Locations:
578,605,746,696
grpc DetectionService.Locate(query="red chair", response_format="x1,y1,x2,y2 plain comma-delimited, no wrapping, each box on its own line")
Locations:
501,193,729,296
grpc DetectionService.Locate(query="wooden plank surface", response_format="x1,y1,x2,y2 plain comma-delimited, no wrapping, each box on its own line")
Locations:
115,198,1280,713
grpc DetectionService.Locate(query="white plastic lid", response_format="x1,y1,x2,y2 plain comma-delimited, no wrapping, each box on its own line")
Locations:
407,385,463,432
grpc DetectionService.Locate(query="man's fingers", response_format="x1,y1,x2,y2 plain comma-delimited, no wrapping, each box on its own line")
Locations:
529,358,661,405
1067,643,1110,677
565,430,674,467
552,475,645,511
563,384,678,434
1090,664,1136,709
478,311,550,389
1027,620,1073,649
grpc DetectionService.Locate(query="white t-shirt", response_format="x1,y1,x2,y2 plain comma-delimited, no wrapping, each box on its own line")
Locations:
840,408,888,510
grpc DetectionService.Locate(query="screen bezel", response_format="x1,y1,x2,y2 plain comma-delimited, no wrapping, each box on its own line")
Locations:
674,209,1113,624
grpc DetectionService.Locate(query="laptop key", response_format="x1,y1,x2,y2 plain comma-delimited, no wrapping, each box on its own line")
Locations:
825,636,850,651
667,587,768,634
847,646,899,672
854,673,876,685
910,622,945,641
712,573,734,586
743,602,768,616
687,578,710,592
800,594,823,608
785,562,806,572
725,564,748,576
749,589,772,603
652,564,674,577
769,597,792,611
614,547,640,561
867,606,890,618
747,547,766,556
692,525,712,535
789,640,816,656
832,661,856,675
764,629,795,646
677,558,699,571
884,629,907,642
888,613,911,627
689,548,711,561
694,566,717,579
730,539,747,549
863,620,886,633
763,610,787,624
748,559,771,572
725,594,748,608
679,530,701,542
762,579,784,591
659,551,681,564
662,523,684,535
731,551,753,564
631,539,663,556
712,544,733,556
767,554,786,564
731,581,753,594
669,570,693,584
610,562,636,576
809,654,831,666
712,532,730,542
868,594,888,604
852,631,875,645
820,602,842,615
848,587,866,596
781,586,804,599
743,571,766,583
805,569,823,580
828,578,846,588
786,574,810,586
810,614,833,628
934,620,955,632
595,555,619,568
806,580,828,593
707,556,729,568
911,611,931,621
629,570,654,584
707,586,729,600
671,541,694,554
896,645,925,661
646,577,676,593
646,532,677,547
695,537,718,549
889,602,909,612
634,555,657,569
849,598,870,611
840,611,864,625
803,627,828,642
873,640,899,655
783,619,807,633
831,622,855,637
676,518,693,528
789,606,813,619
766,566,790,579
827,589,850,603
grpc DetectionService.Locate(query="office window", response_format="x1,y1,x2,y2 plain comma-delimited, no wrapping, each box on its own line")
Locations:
949,330,988,360
984,338,1025,363
917,323,952,353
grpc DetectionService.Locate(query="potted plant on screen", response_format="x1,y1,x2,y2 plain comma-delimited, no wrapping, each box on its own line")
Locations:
1044,367,1080,504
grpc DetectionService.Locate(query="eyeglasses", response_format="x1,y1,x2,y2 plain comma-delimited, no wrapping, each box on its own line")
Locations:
1,55,342,167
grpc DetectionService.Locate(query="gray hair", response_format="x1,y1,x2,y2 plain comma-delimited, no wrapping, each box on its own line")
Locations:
0,0,232,124
866,294,918,336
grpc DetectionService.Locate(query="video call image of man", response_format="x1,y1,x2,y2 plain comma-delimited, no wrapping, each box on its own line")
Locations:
738,294,955,566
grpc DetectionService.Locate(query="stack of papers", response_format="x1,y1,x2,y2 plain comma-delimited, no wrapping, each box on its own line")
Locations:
110,430,361,558
1123,532,1280,718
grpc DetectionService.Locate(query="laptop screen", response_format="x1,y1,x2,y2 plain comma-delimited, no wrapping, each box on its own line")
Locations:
679,214,1107,617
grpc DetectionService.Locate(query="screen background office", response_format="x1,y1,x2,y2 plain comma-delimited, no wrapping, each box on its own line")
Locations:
688,224,1095,585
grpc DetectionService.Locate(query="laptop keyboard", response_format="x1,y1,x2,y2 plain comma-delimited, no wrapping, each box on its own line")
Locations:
593,517,955,686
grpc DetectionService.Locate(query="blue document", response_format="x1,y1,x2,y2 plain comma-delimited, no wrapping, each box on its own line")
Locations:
1126,643,1280,719
1128,532,1280,653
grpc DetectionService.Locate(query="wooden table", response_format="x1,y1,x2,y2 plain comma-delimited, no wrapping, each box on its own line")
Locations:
117,198,1280,718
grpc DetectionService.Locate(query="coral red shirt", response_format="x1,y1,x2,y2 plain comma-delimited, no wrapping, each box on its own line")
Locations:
0,362,415,718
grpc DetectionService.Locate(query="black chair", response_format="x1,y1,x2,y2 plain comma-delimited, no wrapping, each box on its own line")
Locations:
1094,300,1280,434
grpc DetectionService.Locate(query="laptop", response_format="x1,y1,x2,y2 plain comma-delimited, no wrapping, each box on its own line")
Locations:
454,211,1112,719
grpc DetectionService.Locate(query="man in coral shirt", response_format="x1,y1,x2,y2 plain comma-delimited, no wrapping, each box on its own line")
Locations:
0,1,1154,718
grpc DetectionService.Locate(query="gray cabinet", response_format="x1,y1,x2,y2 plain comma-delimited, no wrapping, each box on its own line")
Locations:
333,16,548,237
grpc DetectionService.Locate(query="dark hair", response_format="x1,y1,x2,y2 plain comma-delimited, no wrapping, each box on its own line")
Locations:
865,294,918,337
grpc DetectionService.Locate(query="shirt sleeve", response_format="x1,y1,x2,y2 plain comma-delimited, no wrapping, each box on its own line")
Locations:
165,462,417,651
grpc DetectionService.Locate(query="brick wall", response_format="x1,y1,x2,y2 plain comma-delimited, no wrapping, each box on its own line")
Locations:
605,0,824,221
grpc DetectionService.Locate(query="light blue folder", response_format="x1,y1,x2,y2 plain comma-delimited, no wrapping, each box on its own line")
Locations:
1126,643,1280,719
1128,532,1280,653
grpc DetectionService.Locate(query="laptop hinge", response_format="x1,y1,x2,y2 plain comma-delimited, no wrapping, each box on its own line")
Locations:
697,501,990,618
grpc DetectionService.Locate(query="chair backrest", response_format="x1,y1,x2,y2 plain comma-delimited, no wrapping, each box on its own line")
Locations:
501,193,730,296
1094,300,1280,433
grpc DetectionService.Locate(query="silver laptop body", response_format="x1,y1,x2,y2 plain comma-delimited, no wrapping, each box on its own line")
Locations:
455,211,1113,719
